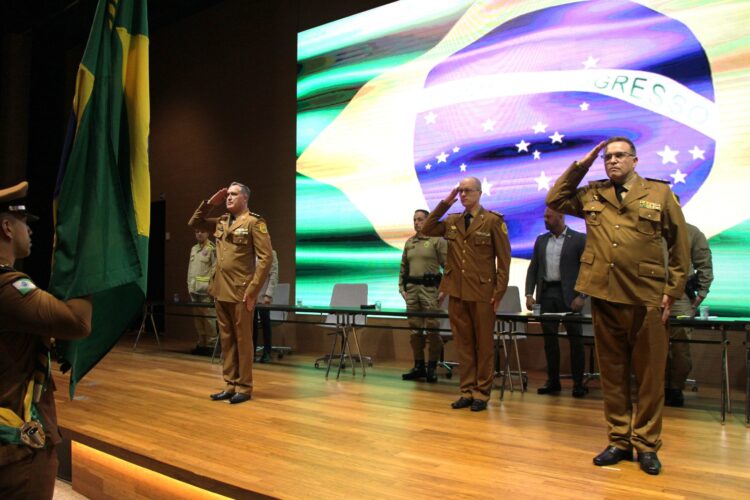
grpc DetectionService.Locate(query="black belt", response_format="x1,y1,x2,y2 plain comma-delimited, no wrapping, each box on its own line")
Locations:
405,275,440,286
542,281,561,289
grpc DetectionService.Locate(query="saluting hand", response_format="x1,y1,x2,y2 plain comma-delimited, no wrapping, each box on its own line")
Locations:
579,140,607,169
208,188,228,206
443,186,459,205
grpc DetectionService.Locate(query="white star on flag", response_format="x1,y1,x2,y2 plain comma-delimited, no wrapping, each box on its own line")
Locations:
579,102,589,111
481,177,493,196
689,146,705,160
582,55,598,69
657,145,679,165
424,111,437,124
459,163,467,172
452,146,460,153
515,139,530,152
535,171,551,191
425,163,432,171
436,152,448,163
549,131,564,144
482,118,496,132
670,169,687,184
532,121,548,134
533,150,541,160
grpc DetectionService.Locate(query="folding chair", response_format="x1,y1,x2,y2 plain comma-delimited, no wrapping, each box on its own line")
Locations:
312,284,371,378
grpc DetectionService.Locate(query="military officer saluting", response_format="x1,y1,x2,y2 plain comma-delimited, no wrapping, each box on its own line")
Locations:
399,209,447,383
547,137,690,475
189,182,273,404
422,176,511,412
1,181,92,498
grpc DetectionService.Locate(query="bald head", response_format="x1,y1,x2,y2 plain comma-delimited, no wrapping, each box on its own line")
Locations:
458,177,482,211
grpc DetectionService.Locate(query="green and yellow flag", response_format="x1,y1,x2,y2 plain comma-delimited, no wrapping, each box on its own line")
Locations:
50,0,150,396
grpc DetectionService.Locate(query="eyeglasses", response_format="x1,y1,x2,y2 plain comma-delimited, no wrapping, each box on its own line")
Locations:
457,188,480,194
600,152,635,162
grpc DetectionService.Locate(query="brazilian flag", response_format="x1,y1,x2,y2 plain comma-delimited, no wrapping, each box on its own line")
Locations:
50,0,150,396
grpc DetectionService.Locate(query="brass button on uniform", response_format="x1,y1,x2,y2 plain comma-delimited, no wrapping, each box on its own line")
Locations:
609,263,615,269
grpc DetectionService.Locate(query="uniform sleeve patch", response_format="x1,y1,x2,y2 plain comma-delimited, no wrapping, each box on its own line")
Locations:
501,222,508,234
12,278,37,296
257,222,268,234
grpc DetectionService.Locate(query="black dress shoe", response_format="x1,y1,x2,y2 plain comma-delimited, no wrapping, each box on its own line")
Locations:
638,452,661,475
451,397,473,409
229,393,252,404
572,385,589,398
425,361,438,383
210,391,234,401
537,381,562,395
259,351,272,363
593,445,633,466
470,399,488,412
664,388,684,407
402,361,427,381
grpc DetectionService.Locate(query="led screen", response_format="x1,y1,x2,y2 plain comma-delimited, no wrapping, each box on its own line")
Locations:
297,0,750,315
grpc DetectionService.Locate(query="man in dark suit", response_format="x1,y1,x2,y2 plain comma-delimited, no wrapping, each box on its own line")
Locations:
525,208,587,397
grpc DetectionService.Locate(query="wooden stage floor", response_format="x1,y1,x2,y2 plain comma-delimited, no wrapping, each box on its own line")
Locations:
56,341,750,499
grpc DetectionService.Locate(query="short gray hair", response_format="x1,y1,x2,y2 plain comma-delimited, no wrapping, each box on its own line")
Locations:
230,182,250,199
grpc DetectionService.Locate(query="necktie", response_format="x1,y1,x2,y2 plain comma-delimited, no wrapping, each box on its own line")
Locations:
464,213,473,230
614,184,627,202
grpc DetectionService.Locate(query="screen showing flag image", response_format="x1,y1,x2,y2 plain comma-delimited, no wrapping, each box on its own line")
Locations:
296,0,750,315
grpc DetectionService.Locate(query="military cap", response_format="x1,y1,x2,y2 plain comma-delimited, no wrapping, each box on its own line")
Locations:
0,181,39,222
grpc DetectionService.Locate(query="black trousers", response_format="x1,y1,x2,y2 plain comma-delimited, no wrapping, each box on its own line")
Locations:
253,307,272,354
539,285,585,385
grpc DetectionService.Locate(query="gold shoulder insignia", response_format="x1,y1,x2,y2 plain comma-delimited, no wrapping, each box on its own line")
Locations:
501,222,508,234
249,211,262,218
488,210,504,219
257,222,269,234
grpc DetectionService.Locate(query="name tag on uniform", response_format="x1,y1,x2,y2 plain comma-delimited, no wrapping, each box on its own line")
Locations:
640,200,662,210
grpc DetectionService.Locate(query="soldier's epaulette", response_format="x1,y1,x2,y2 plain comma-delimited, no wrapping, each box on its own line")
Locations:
645,177,670,184
589,179,610,186
488,210,504,218
249,211,262,219
218,213,230,221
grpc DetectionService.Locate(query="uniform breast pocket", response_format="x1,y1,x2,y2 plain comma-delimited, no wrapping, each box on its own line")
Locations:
583,202,604,226
637,207,661,236
232,234,249,245
473,235,491,246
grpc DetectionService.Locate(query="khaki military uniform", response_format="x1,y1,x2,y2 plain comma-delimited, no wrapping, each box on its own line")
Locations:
0,266,92,498
668,223,713,390
189,201,273,396
547,162,689,453
398,235,447,362
187,240,217,348
422,202,511,401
